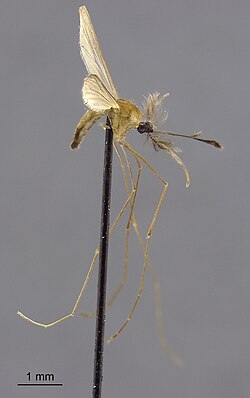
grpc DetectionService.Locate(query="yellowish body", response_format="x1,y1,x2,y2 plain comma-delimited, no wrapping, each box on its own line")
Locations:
71,98,142,148
109,99,142,142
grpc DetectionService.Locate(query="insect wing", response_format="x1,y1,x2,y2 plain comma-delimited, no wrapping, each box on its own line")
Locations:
83,74,119,112
79,6,118,98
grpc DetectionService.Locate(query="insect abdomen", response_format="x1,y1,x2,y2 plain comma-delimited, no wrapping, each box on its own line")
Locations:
71,109,103,149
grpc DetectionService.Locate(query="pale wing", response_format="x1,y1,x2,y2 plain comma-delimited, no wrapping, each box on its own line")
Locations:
82,74,119,112
79,6,118,98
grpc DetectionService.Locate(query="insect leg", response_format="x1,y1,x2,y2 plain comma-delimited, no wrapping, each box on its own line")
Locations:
118,144,182,366
17,189,134,327
80,142,141,317
80,173,137,318
106,143,141,308
107,142,168,343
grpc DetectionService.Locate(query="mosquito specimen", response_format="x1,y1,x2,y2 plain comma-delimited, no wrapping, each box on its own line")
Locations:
18,6,222,365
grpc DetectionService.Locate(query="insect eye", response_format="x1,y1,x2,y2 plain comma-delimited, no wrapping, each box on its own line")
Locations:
137,121,153,134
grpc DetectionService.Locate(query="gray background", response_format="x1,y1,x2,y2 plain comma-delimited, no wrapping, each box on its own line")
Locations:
1,0,249,397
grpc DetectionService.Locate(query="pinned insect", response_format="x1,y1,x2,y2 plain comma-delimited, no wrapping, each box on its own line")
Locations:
18,6,222,365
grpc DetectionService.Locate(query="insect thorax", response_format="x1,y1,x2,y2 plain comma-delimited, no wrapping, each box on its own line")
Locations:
108,98,142,142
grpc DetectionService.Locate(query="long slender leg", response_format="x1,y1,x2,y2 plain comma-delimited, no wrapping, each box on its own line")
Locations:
80,142,141,318
149,264,183,366
112,144,140,305
118,145,182,366
107,142,168,343
17,188,135,328
124,141,167,184
81,144,180,365
107,143,141,307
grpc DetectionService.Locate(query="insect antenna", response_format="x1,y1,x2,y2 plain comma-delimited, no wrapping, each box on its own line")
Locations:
154,129,223,149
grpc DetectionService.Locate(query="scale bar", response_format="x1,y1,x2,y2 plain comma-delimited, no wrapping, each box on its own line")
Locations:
18,383,63,386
